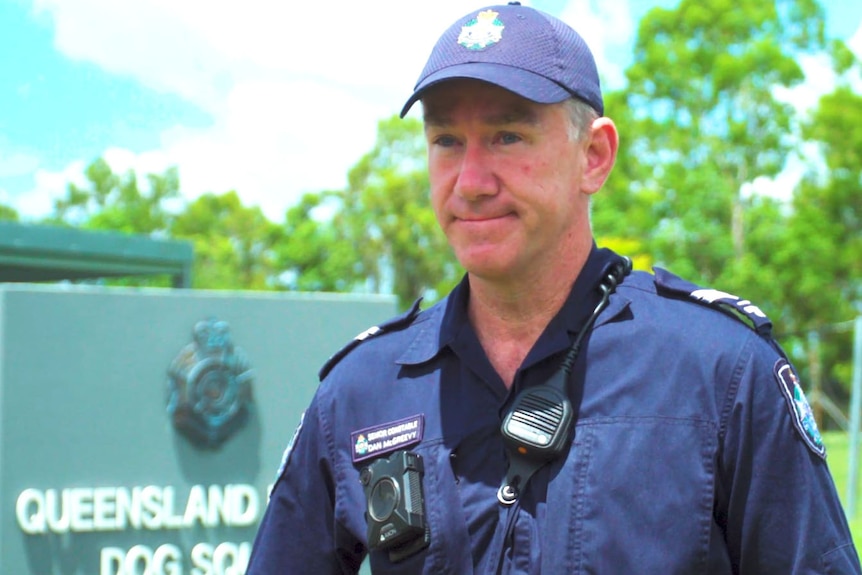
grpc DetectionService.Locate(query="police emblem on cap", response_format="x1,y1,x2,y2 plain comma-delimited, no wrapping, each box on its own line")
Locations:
167,318,254,449
774,358,825,458
458,10,504,50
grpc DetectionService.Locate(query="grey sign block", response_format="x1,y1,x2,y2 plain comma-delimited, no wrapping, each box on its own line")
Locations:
0,284,395,575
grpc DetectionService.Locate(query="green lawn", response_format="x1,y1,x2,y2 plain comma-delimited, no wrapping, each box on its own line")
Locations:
823,431,862,552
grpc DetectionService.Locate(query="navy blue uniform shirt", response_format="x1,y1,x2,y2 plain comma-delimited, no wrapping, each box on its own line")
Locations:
248,247,861,574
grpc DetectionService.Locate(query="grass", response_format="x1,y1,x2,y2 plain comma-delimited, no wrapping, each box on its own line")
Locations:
823,431,862,552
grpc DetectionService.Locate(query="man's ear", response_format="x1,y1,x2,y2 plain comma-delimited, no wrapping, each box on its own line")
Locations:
581,118,619,195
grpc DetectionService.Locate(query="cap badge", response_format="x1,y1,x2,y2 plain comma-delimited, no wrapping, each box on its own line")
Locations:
458,10,504,51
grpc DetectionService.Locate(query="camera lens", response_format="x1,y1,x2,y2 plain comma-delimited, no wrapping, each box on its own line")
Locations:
368,477,400,522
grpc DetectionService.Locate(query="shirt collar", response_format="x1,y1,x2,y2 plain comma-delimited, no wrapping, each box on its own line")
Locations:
395,245,631,367
395,276,468,366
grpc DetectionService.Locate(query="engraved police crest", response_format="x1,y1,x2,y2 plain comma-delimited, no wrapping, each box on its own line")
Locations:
167,318,254,448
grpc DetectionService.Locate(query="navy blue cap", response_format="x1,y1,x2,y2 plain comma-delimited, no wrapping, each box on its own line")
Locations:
400,3,603,118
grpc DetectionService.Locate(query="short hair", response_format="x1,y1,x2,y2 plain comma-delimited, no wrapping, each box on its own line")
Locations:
563,98,599,142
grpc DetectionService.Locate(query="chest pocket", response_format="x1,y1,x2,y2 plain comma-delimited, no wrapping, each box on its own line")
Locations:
543,417,719,574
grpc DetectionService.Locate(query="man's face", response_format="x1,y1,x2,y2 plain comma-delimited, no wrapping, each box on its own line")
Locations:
422,79,592,283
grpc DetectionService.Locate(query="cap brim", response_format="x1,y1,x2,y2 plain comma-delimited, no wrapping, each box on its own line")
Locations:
399,63,572,118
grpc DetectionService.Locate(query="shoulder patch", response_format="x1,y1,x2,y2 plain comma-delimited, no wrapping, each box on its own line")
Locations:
653,267,773,336
774,359,826,459
271,410,306,494
318,298,423,381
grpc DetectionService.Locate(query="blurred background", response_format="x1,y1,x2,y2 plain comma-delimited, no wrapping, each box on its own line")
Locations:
1,0,860,560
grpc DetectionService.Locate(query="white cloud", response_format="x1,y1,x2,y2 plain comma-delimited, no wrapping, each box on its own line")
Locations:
772,17,862,117
33,0,228,112
25,0,508,220
14,160,88,218
17,1,859,222
0,148,41,179
31,0,492,115
740,142,822,203
0,140,53,217
560,0,634,91
850,21,862,59
746,20,862,202
773,53,839,117
101,147,171,178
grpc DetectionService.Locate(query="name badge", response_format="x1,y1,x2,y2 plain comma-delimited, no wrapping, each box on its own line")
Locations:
351,414,424,463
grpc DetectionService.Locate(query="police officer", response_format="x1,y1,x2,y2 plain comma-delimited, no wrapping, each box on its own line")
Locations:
248,3,861,573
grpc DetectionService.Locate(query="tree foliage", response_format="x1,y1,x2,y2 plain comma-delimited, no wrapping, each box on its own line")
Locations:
599,0,826,296
275,191,359,293
0,204,19,221
276,116,461,309
337,116,461,308
171,191,280,290
50,157,178,235
592,0,859,400
777,86,862,391
44,158,279,290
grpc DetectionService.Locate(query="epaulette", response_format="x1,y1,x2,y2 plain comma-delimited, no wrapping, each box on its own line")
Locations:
653,267,773,337
318,298,423,381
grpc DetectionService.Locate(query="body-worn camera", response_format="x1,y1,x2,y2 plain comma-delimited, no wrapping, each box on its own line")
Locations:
360,450,430,562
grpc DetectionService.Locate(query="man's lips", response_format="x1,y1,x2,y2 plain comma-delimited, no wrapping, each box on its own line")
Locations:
454,211,515,223
450,213,517,238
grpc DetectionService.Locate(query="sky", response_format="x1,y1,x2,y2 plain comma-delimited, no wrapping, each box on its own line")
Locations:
1,0,861,223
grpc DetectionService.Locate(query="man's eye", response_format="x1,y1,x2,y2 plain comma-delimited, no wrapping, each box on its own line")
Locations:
499,132,522,145
432,134,458,147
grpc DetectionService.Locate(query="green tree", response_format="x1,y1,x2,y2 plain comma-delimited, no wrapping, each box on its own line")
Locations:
47,158,281,290
603,0,828,310
772,86,862,394
171,191,280,290
339,116,461,308
0,204,19,221
275,191,361,293
42,158,181,286
49,157,178,235
595,0,862,409
593,90,658,270
281,116,461,309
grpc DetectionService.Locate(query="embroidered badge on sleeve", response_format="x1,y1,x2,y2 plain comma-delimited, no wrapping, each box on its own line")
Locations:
774,359,826,459
274,411,306,483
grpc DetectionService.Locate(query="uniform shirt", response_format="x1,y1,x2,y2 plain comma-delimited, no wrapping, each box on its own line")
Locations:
247,247,861,574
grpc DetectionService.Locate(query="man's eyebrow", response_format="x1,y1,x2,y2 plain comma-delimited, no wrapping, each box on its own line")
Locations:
423,106,541,128
423,110,450,128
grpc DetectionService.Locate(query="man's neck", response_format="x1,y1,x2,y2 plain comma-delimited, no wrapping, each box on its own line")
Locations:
466,247,591,388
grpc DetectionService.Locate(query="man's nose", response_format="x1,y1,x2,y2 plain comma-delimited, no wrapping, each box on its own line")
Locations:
453,143,497,201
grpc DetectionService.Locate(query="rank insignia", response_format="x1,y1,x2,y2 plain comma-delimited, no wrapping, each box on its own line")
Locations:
774,359,826,459
458,10,504,51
